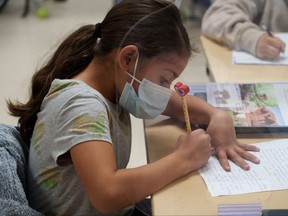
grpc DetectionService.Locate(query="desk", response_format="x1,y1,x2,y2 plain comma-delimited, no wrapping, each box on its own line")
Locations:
201,36,288,83
144,36,288,215
145,117,288,215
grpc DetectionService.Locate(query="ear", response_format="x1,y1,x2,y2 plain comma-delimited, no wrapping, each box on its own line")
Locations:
117,45,139,72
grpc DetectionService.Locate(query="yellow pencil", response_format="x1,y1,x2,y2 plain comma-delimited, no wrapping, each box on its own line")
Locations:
174,82,191,133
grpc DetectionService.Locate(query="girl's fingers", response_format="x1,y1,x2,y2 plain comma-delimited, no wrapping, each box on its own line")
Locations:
216,150,231,172
237,142,260,152
216,143,260,171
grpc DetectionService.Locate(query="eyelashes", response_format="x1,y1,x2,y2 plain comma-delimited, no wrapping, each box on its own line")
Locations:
160,76,171,86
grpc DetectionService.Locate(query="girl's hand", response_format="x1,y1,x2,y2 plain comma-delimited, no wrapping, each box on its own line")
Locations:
206,110,260,171
174,129,211,172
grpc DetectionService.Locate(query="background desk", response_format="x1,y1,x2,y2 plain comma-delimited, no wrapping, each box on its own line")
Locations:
201,36,288,83
145,117,288,215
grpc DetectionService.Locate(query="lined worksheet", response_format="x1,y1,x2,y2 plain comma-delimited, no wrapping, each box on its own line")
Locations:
199,139,288,197
232,33,288,65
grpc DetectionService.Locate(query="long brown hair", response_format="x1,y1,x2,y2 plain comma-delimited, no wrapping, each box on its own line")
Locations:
7,0,192,146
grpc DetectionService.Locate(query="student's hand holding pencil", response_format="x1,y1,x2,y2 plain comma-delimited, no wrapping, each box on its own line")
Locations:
256,30,286,60
172,82,211,171
174,129,211,172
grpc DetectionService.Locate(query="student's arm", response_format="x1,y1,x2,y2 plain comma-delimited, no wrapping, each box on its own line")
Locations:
201,0,265,56
70,129,211,214
163,92,260,171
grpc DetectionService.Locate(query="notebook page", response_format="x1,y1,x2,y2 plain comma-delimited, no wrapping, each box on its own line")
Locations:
199,139,288,196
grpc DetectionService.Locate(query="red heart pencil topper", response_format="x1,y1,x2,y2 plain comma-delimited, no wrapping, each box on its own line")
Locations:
174,82,190,96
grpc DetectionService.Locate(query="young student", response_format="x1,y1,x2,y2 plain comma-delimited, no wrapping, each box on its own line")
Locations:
201,0,287,60
7,0,260,215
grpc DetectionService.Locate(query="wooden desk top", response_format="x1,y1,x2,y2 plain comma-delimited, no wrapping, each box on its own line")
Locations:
145,117,288,216
201,36,288,83
145,36,288,215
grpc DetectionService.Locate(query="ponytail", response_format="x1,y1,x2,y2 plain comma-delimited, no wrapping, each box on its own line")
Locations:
7,25,97,146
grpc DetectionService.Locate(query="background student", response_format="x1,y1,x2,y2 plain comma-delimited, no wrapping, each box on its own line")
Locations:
201,0,288,60
7,0,260,215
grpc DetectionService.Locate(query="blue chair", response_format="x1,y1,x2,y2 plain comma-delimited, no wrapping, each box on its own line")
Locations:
0,123,42,215
0,0,8,12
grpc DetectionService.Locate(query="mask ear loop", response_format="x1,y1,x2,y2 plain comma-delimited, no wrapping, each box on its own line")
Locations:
127,52,140,85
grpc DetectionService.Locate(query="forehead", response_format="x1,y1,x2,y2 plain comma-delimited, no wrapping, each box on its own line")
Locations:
140,53,189,76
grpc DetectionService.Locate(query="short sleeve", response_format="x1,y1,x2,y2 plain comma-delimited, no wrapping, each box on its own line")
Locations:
51,90,112,166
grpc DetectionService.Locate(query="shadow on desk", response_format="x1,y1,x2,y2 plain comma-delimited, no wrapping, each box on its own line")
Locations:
144,117,183,163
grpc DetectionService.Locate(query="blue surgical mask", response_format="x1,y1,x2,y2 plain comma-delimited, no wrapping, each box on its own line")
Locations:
119,55,172,119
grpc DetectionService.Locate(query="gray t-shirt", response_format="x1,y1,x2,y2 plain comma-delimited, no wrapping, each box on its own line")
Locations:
27,79,133,215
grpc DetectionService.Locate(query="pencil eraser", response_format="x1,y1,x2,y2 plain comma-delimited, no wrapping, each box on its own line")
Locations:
174,82,190,96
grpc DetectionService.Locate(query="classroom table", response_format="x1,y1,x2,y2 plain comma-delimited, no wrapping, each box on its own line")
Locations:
145,37,288,215
145,116,288,216
200,36,288,83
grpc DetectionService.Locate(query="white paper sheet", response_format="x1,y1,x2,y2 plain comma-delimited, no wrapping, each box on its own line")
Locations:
199,139,288,197
232,33,288,65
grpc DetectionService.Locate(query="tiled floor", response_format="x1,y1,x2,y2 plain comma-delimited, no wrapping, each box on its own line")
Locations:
0,0,209,167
